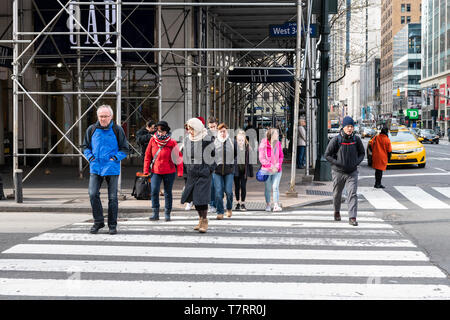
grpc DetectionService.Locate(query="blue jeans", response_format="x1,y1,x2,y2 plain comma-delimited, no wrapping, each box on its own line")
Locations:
212,173,234,214
88,174,119,227
210,175,216,208
151,172,176,217
297,146,306,168
264,171,282,204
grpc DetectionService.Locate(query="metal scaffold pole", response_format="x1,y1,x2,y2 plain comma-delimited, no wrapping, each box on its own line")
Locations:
286,0,302,197
116,1,123,197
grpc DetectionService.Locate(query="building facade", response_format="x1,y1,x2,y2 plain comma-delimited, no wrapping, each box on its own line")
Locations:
420,0,450,133
393,23,422,125
360,57,381,124
380,0,422,118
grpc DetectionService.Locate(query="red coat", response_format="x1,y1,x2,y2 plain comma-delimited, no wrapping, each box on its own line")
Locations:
143,137,183,176
370,134,392,171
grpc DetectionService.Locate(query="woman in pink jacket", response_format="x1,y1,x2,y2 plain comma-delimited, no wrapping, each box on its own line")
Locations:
258,128,284,212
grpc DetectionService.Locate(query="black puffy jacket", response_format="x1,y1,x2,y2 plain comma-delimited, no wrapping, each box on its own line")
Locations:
325,130,365,173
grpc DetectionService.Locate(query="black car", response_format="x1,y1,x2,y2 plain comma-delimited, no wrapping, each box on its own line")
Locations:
418,129,439,144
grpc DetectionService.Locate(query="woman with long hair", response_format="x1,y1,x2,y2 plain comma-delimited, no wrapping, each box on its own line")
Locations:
259,127,284,212
181,118,215,233
234,130,253,211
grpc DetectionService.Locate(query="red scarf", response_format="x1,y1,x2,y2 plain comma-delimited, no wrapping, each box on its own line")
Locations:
153,134,171,148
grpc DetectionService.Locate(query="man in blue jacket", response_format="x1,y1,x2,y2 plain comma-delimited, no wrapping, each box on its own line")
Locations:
83,105,129,235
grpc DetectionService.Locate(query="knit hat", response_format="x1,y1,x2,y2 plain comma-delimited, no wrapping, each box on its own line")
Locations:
186,117,208,142
342,116,355,127
196,116,205,125
156,120,171,132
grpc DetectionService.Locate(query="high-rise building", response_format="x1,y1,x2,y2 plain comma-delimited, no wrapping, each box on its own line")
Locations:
420,0,450,132
380,0,422,117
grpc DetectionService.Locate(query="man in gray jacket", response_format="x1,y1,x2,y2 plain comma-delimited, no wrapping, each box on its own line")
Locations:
325,116,365,226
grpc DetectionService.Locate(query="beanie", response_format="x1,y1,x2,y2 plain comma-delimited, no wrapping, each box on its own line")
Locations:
342,116,355,127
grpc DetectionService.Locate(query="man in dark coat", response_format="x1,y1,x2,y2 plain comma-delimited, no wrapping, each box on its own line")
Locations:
136,120,156,161
325,116,365,226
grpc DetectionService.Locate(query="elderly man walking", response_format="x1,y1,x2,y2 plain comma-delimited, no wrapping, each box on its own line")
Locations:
83,105,129,235
325,116,365,226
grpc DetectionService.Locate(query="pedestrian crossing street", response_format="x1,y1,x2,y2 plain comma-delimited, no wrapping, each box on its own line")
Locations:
358,186,450,210
0,210,449,299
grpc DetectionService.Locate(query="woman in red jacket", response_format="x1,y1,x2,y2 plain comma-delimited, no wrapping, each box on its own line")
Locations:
370,126,392,188
143,121,183,221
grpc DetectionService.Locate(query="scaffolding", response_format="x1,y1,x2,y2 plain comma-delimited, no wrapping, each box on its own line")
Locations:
7,0,315,203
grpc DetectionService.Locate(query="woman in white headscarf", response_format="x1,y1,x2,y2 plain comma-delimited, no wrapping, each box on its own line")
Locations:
180,118,216,233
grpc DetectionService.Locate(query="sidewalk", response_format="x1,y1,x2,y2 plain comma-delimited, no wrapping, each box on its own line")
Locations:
0,163,334,214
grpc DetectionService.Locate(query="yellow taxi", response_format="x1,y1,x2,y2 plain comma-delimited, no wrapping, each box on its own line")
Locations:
367,125,426,168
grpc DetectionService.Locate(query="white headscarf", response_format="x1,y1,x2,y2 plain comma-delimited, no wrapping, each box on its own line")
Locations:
186,118,208,142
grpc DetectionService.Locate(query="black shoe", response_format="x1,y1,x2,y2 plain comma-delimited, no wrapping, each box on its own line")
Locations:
108,227,117,235
349,218,358,226
374,184,386,189
165,213,171,222
334,212,341,221
149,215,159,221
235,203,241,210
240,204,246,211
89,222,105,234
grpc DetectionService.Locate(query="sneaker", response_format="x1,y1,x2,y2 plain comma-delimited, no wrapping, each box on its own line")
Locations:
235,203,241,210
185,202,193,211
265,204,272,212
334,212,341,221
273,204,282,212
208,206,217,213
349,218,358,226
240,204,247,211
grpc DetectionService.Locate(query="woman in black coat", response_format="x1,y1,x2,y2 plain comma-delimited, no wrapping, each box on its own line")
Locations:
233,130,254,211
181,118,216,233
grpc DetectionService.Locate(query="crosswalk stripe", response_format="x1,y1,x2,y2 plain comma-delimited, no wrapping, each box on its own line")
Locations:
126,215,383,222
2,244,429,261
72,220,393,229
358,187,407,209
394,186,450,209
0,278,449,299
0,259,445,278
228,210,377,217
30,233,416,247
432,187,450,198
58,225,400,236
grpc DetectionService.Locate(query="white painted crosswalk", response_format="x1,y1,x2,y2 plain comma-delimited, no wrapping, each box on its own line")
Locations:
358,185,450,210
0,210,449,299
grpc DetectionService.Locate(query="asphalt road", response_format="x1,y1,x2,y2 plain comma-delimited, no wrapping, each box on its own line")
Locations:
0,138,449,299
312,137,450,277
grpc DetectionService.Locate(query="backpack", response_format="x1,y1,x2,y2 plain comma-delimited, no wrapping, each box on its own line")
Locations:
131,174,151,200
86,123,121,148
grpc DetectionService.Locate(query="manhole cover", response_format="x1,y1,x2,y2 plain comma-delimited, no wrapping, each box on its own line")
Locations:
306,190,333,196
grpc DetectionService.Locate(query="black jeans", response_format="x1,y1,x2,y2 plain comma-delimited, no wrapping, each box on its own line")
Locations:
234,175,247,202
375,169,383,186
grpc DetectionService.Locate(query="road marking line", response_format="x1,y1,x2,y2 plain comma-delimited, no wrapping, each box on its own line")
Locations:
58,226,400,236
2,244,429,261
30,233,416,247
0,259,445,278
358,187,407,210
0,278,449,299
73,220,393,229
432,187,450,198
394,186,450,209
359,173,450,180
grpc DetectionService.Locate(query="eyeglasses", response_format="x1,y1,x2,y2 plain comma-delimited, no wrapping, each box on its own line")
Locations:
98,115,112,118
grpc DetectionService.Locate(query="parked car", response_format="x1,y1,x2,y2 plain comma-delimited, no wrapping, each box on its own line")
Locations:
361,127,376,139
367,126,426,168
418,129,439,144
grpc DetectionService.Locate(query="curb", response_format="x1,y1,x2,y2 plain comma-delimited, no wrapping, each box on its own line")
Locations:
0,197,336,214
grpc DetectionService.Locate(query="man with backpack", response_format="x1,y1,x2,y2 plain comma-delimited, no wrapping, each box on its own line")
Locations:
325,116,365,226
83,105,129,235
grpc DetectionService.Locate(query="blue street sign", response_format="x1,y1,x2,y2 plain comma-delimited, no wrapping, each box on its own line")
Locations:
254,107,263,111
269,23,318,38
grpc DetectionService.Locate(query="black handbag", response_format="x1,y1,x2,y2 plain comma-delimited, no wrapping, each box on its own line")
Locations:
131,173,151,200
